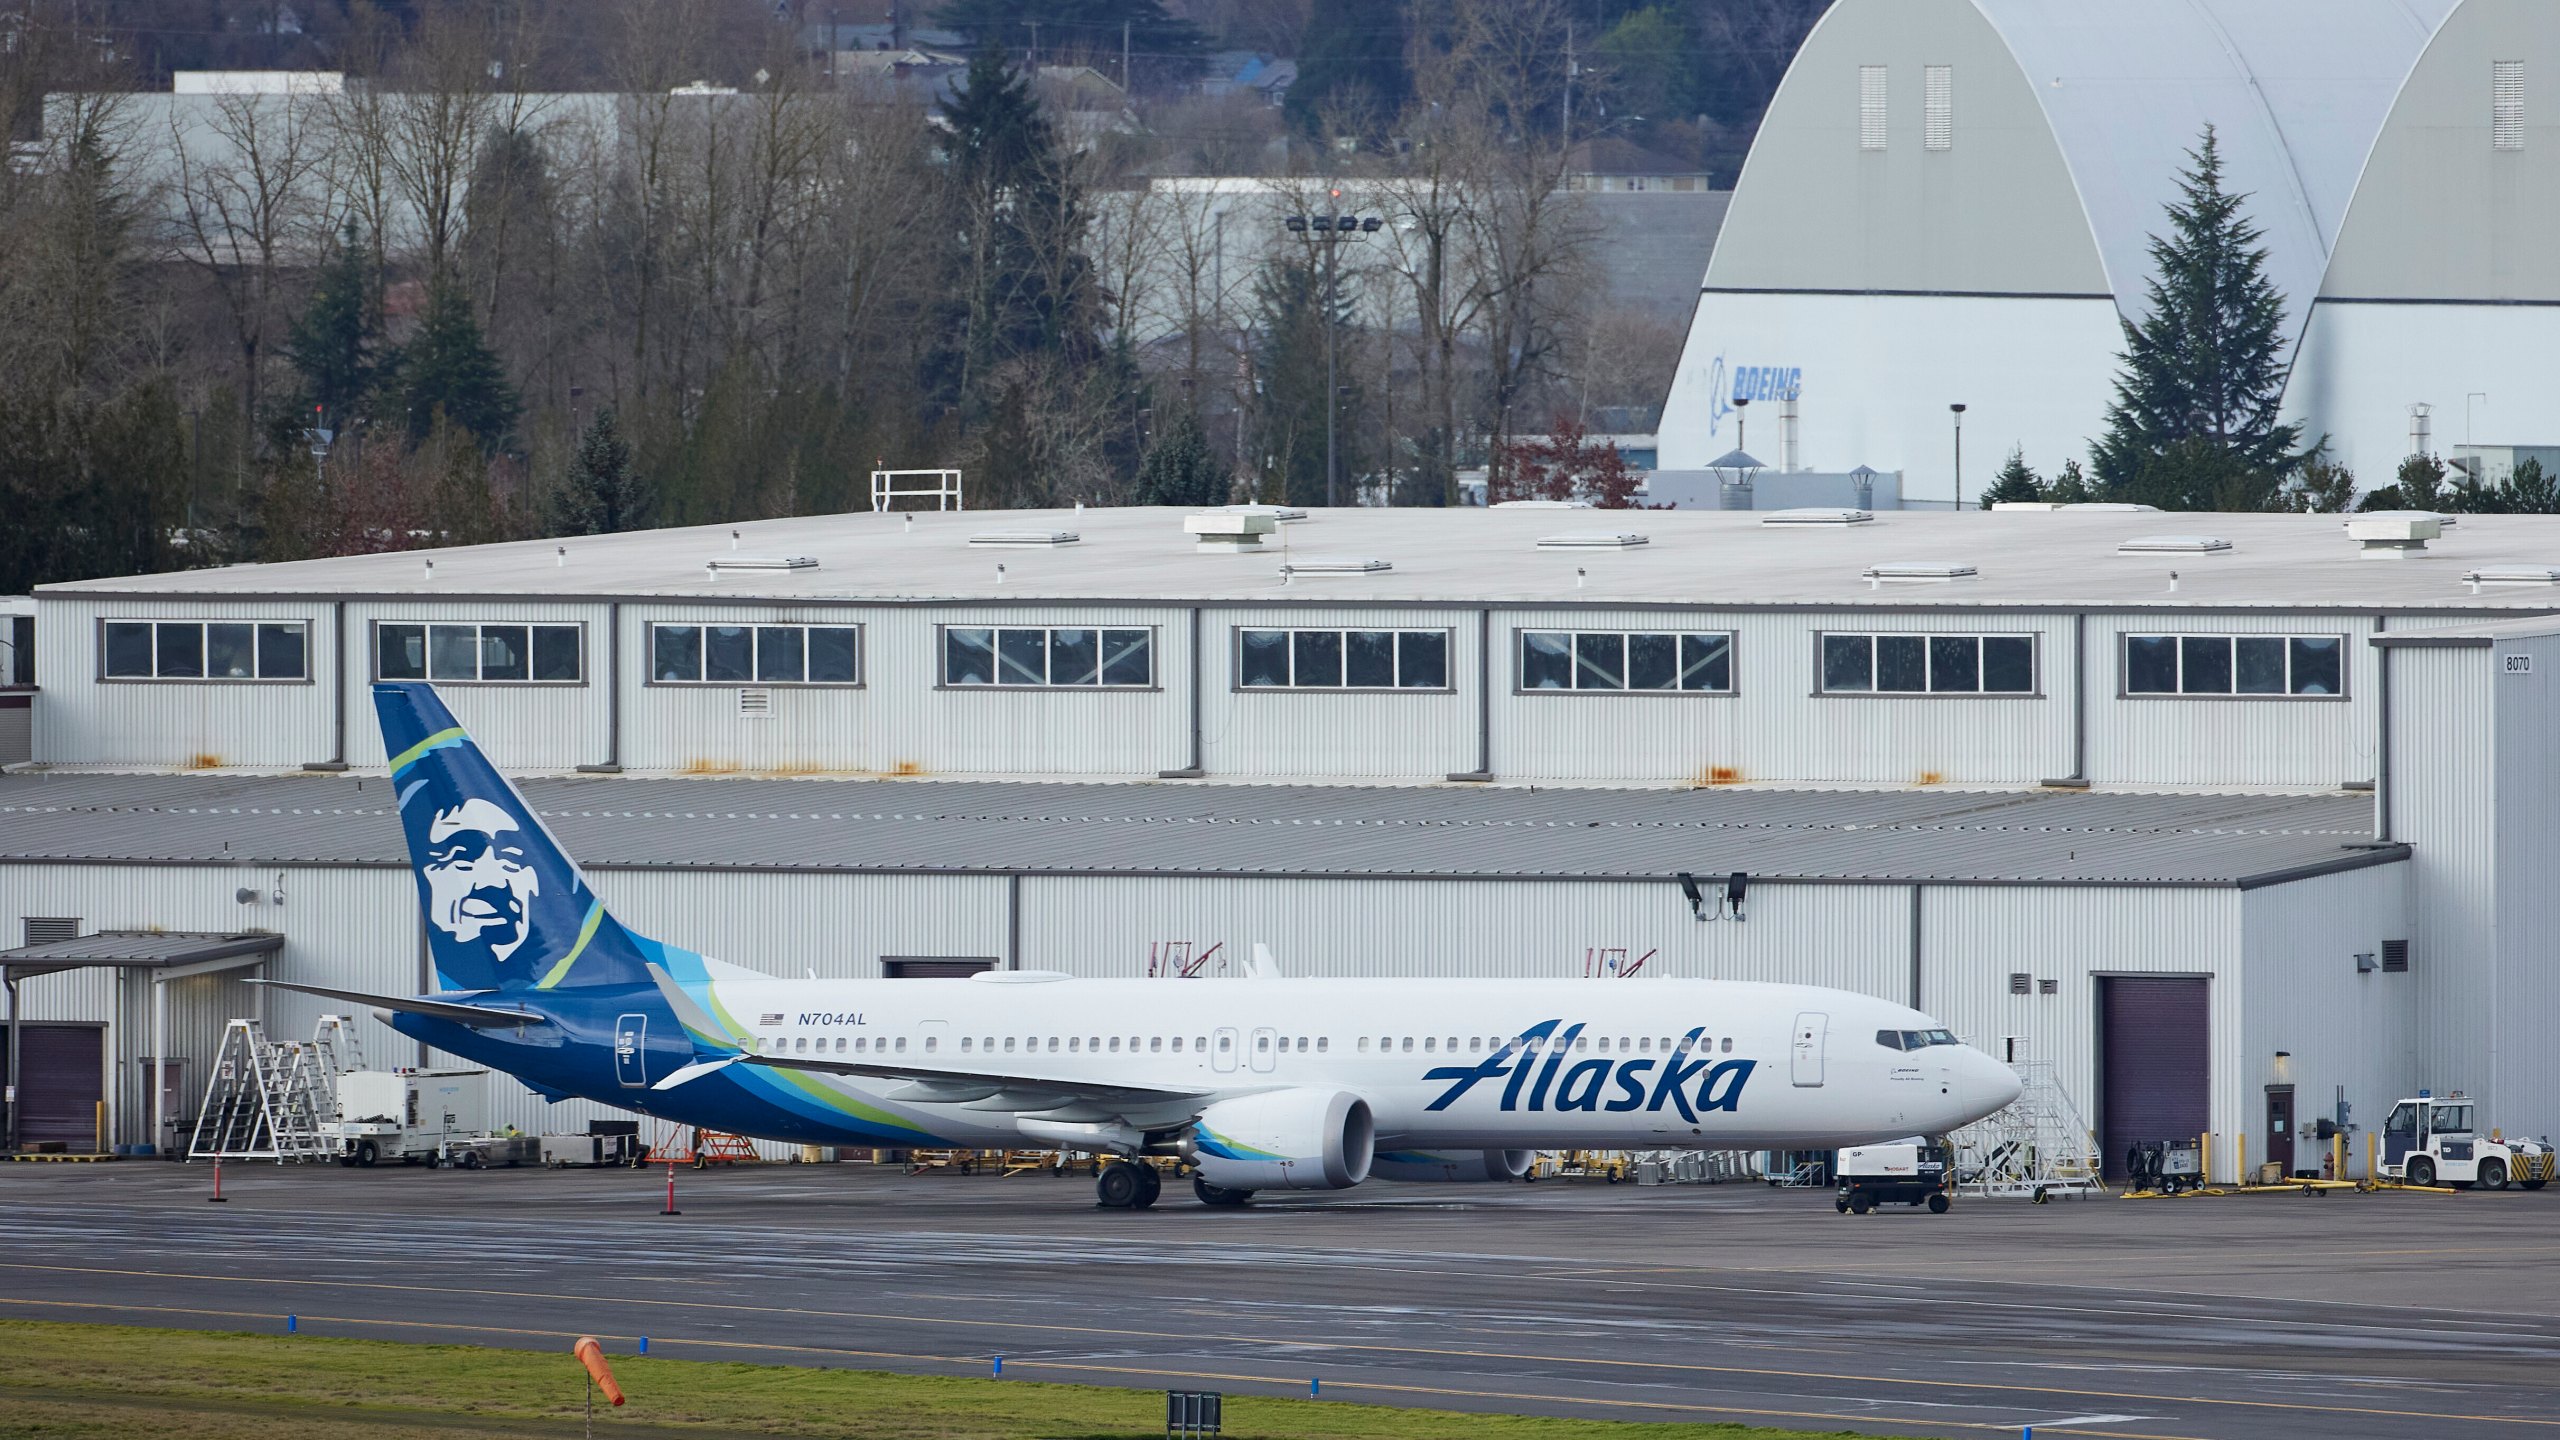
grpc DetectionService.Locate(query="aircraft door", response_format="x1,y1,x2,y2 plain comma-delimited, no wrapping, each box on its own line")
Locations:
1248,1026,1279,1074
614,1013,648,1088
1790,1012,1827,1087
1211,1027,1239,1074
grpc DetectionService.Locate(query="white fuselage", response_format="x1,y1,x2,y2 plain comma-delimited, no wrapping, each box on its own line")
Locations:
681,973,2021,1152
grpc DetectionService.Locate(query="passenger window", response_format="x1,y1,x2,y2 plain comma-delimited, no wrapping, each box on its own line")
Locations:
924,1036,937,1052
1170,1037,1183,1052
1597,1037,1611,1053
1256,1035,1270,1051
1003,1037,1016,1052
1424,1037,1437,1052
1195,1036,1207,1050
1316,1037,1328,1053
1217,1034,1231,1051
1401,1037,1414,1053
1575,1036,1588,1052
894,1037,907,1053
1150,1037,1162,1052
1048,1037,1060,1052
1358,1038,1371,1053
1109,1037,1121,1053
1721,1037,1733,1053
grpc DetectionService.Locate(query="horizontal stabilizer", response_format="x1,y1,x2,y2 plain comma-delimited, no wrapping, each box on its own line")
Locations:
246,979,556,1029
652,1057,739,1091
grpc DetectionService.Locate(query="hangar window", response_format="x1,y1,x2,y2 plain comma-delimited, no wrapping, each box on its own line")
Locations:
103,620,310,682
941,626,1153,688
1237,628,1450,689
375,622,581,684
1518,630,1733,692
2494,61,2523,151
1858,65,1887,150
648,623,859,686
1819,633,2035,694
2122,634,2342,697
1924,65,1952,150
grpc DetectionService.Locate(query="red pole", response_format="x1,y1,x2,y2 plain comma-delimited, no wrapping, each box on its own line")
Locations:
207,1157,226,1203
661,1159,681,1216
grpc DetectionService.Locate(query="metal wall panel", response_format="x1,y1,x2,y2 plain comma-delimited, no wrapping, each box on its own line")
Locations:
2239,863,2420,1175
36,597,335,767
2387,645,2496,1111
2085,612,2380,787
343,601,612,770
1201,606,1478,780
1490,608,2073,784
1920,885,2246,1164
620,601,884,773
872,604,1189,778
2494,632,2560,1140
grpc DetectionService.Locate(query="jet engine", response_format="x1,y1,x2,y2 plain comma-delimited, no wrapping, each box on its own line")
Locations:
1186,1089,1374,1190
1368,1149,1534,1183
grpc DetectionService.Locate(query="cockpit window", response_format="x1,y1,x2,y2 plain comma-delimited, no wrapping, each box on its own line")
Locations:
1875,1029,1906,1051
1880,1028,1959,1050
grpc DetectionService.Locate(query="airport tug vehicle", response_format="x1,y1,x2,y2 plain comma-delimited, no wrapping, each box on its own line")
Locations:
2378,1092,2552,1190
1835,1140,1952,1215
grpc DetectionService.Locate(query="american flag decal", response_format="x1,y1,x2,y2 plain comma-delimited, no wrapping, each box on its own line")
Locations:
759,1012,784,1026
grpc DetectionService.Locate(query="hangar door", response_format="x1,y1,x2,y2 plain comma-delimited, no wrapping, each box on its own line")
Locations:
2098,978,2208,1180
2,1024,104,1152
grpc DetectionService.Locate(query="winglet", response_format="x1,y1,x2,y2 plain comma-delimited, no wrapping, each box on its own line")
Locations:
1246,942,1282,979
646,962,742,1052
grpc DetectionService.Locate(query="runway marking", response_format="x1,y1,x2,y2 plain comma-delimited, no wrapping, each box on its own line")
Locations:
0,1295,2211,1440
5,1261,2557,1432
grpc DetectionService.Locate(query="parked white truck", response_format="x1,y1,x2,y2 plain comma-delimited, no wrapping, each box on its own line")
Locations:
326,1069,487,1167
2378,1092,2553,1190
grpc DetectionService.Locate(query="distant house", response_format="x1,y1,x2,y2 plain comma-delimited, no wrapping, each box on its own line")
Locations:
1562,137,1710,193
1200,51,1296,106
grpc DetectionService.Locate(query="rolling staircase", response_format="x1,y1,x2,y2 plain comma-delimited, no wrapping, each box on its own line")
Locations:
186,1017,349,1163
1952,1059,2107,1200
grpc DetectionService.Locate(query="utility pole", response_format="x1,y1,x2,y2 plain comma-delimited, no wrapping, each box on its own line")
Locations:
1562,21,1575,138
1122,19,1132,90
1324,219,1339,507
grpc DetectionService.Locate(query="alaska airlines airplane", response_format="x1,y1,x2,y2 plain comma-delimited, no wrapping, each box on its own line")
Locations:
262,684,2023,1209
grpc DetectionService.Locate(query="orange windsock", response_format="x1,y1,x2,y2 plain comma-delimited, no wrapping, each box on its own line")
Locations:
573,1336,626,1407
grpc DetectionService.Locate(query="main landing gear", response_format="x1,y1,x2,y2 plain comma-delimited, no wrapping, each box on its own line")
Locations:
1192,1176,1253,1207
1095,1160,1163,1209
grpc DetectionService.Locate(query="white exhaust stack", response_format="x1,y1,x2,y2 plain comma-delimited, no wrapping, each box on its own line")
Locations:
2409,402,2432,459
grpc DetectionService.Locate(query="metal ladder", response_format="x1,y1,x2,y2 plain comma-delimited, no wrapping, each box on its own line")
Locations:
186,1019,341,1163
1952,1059,2107,1199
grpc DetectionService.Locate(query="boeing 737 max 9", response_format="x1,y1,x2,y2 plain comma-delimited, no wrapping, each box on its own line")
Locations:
257,683,2024,1209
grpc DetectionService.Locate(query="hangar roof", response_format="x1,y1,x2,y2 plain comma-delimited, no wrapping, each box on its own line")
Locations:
39,506,2560,613
0,771,2398,888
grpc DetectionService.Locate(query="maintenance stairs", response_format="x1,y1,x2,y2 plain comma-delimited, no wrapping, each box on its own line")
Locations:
1952,1058,2107,1200
186,1017,353,1163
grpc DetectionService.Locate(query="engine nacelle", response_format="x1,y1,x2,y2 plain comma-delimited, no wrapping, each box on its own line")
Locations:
1369,1149,1535,1183
1187,1089,1374,1190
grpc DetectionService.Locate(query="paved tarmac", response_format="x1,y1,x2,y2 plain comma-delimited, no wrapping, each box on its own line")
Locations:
2,1160,2557,1440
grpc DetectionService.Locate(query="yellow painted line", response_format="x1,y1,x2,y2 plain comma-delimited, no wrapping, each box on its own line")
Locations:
385,727,465,776
0,1295,2208,1439
532,902,604,990
2,1261,2550,1430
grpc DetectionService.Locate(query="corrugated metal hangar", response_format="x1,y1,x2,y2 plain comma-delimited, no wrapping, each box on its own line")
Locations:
5,504,2558,1174
1656,0,2560,493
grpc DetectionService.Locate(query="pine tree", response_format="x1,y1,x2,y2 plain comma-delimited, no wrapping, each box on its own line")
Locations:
1133,408,1228,508
2280,454,2359,513
1287,0,1411,137
1250,256,1355,508
286,220,382,428
2092,127,2304,508
395,280,519,453
2510,458,2560,514
2048,459,2094,504
1979,448,2046,508
545,408,652,536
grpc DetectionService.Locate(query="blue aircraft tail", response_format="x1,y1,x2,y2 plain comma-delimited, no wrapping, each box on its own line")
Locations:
377,682,656,994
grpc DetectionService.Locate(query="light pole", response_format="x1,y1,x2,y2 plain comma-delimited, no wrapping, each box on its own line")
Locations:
2466,392,2489,480
304,404,334,489
1285,194,1382,506
1733,395,1750,455
1949,403,1967,508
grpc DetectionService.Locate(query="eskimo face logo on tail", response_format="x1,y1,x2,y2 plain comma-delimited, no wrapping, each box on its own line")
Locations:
1422,1019,1756,1120
421,797,542,965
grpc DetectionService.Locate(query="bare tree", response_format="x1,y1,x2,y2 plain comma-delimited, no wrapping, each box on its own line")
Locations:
166,84,330,437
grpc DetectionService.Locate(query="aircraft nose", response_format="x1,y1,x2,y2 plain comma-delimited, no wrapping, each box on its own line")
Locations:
1971,1048,2024,1115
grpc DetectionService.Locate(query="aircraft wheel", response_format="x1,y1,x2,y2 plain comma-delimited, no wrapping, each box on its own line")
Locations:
1131,1165,1162,1209
1927,1192,1951,1214
1194,1177,1253,1207
2407,1156,2436,1188
1095,1161,1145,1209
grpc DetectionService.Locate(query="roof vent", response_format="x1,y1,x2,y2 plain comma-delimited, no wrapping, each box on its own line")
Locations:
1989,501,2062,512
1536,531,1648,550
2057,502,2160,513
2345,513,2438,559
706,555,818,573
1224,503,1308,522
1279,556,1392,579
2465,565,2560,590
969,529,1079,547
1491,499,1591,510
1863,561,1977,587
2118,535,2232,555
1761,507,1874,527
1186,511,1274,552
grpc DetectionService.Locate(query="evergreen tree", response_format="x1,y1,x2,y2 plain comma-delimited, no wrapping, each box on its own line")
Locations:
286,220,382,428
1250,256,1357,508
933,0,1203,85
2357,453,2448,513
545,408,652,535
1286,0,1409,137
2510,458,2560,514
1978,448,2046,508
2092,127,2304,507
1133,408,1227,507
2048,459,2094,504
395,280,519,453
2279,453,2359,513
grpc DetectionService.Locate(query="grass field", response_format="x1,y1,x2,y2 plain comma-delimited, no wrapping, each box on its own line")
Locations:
0,1319,1901,1440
